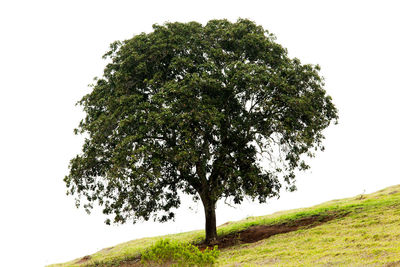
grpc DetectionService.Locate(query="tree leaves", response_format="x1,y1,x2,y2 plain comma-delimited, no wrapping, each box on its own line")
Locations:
65,18,338,226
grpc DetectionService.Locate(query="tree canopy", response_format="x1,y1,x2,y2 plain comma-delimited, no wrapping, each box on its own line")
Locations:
64,19,338,243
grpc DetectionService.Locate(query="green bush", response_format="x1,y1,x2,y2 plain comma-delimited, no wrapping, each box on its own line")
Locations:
141,239,219,266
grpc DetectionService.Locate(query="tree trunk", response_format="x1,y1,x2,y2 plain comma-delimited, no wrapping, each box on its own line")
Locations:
202,197,217,244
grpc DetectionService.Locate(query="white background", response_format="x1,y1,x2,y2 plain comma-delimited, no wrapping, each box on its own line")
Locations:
1,1,399,266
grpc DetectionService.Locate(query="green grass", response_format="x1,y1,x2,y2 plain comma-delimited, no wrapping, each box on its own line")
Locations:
141,238,219,266
49,185,400,266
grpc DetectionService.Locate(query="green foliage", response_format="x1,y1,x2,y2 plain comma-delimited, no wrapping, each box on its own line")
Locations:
64,18,338,240
141,239,219,266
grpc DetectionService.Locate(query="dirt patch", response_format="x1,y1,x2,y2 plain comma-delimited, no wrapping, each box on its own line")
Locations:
199,212,348,250
76,255,91,264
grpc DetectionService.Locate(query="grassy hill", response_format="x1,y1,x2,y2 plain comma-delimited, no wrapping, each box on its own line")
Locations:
49,185,400,266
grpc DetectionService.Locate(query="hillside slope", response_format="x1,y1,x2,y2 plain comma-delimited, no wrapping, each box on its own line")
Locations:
49,185,400,266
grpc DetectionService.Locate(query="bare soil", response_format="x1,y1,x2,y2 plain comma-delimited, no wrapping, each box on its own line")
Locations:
198,212,347,250
76,255,91,264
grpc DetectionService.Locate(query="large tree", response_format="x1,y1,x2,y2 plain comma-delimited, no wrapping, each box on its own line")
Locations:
65,19,338,243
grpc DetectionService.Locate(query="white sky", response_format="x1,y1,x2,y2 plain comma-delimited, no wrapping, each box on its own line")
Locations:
1,0,399,266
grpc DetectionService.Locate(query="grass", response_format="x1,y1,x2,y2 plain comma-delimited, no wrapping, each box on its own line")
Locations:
141,239,219,266
48,184,400,266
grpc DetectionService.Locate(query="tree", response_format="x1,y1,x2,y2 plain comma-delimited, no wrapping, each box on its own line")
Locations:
64,19,338,244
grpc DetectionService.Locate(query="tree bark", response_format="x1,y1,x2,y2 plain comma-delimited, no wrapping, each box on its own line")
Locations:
202,197,217,244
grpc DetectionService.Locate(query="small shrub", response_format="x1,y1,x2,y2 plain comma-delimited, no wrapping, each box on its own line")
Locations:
141,239,219,266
